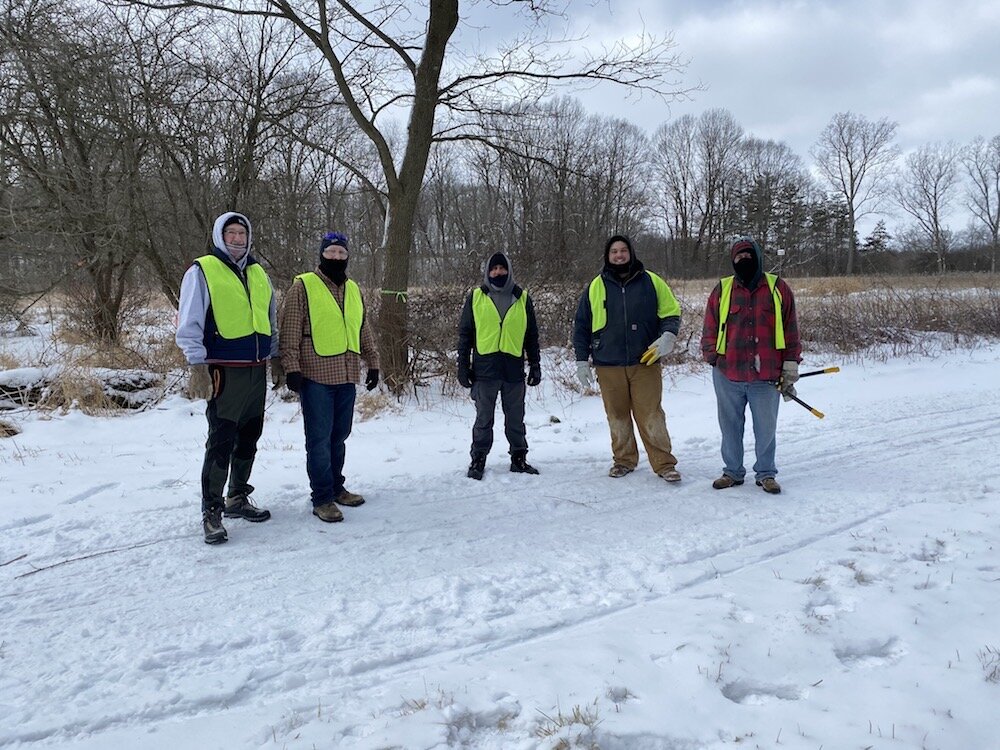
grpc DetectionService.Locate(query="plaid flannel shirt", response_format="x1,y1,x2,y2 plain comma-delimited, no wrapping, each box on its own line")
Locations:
278,269,379,385
701,276,801,382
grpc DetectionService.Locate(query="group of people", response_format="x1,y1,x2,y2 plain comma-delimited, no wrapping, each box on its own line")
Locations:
176,212,802,546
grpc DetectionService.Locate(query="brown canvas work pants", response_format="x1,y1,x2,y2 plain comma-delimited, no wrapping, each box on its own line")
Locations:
595,364,677,474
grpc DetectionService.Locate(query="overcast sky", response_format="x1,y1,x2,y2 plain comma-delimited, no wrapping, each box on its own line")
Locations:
563,0,1000,160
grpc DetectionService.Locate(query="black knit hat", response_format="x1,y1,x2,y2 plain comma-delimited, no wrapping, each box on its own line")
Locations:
223,215,249,232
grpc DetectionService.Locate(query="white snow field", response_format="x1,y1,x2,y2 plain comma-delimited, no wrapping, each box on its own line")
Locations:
1,343,998,749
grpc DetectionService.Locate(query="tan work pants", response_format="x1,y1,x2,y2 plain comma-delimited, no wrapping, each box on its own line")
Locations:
595,364,677,473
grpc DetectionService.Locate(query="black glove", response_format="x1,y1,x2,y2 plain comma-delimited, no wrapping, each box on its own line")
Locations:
365,369,379,391
286,371,302,394
457,362,473,389
526,362,541,387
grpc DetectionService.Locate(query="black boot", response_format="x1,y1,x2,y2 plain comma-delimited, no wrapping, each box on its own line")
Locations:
467,454,486,480
510,454,539,474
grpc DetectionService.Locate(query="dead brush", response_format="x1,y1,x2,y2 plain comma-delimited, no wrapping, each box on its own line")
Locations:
355,390,398,421
979,646,1000,683
534,699,602,748
0,351,20,370
37,366,118,415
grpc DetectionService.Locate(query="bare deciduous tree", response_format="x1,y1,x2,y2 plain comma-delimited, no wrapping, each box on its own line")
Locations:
811,111,899,275
653,108,743,275
962,134,1000,273
895,142,961,273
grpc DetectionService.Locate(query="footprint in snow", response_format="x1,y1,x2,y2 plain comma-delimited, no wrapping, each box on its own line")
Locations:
62,483,120,505
720,680,802,704
834,636,905,668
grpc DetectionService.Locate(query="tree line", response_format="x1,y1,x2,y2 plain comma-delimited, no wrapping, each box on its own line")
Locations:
1,0,998,384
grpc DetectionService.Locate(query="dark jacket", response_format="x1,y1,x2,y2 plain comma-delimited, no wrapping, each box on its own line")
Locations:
457,285,540,383
573,259,680,367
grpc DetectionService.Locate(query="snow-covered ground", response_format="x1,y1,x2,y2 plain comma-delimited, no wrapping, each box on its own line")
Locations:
1,343,998,749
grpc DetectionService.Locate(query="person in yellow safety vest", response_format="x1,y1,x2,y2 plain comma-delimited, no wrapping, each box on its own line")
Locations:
572,234,683,483
278,232,380,524
175,211,281,544
457,251,541,480
700,237,802,495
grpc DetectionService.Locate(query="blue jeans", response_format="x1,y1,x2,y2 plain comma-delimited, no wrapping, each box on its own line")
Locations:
712,366,780,481
299,378,356,506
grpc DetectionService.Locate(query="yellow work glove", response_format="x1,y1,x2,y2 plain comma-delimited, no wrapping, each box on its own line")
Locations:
640,332,677,365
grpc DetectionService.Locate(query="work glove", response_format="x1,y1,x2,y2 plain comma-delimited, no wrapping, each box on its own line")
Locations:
526,362,541,387
457,360,473,389
285,371,303,394
365,369,380,391
575,361,593,389
270,359,286,390
779,360,799,401
640,332,677,365
186,363,212,400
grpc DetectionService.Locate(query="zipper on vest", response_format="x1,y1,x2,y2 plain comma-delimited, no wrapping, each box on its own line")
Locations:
621,284,629,363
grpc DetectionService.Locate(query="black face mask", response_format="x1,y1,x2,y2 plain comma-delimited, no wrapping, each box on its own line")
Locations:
320,257,348,285
488,272,508,288
734,257,757,285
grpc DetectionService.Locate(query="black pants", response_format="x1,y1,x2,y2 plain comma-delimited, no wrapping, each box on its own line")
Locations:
470,378,527,458
201,364,266,513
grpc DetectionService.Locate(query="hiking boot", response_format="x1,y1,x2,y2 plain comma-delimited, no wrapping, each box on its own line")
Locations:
312,502,344,523
608,464,634,478
510,455,539,474
712,475,745,490
756,477,782,494
334,489,365,507
224,493,271,522
659,468,682,483
467,455,486,480
203,508,228,544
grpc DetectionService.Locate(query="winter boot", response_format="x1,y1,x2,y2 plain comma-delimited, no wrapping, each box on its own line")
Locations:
467,454,486,480
608,464,634,478
312,502,344,523
658,468,682,483
203,508,228,544
224,492,271,522
335,489,365,507
712,475,745,490
756,477,782,494
510,455,539,474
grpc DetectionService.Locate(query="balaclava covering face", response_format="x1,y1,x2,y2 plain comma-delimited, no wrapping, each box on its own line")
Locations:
319,232,349,285
731,238,762,288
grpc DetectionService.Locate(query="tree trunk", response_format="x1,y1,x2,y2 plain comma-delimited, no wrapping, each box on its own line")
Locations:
376,0,458,390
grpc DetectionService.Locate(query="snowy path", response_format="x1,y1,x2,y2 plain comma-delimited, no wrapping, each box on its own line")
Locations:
1,348,998,749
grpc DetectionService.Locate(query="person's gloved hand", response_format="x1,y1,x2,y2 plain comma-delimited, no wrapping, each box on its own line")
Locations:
186,363,212,400
576,361,593,389
270,359,286,390
779,360,799,401
365,369,380,391
526,362,541,387
457,360,473,389
640,332,677,365
285,371,303,394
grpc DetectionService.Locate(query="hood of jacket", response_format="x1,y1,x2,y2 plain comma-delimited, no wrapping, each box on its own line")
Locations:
212,211,253,266
482,251,515,295
731,237,764,288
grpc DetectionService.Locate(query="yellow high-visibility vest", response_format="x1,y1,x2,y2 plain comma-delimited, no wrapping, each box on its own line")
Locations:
588,271,680,332
297,273,363,356
716,273,785,354
472,288,528,356
196,255,272,338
